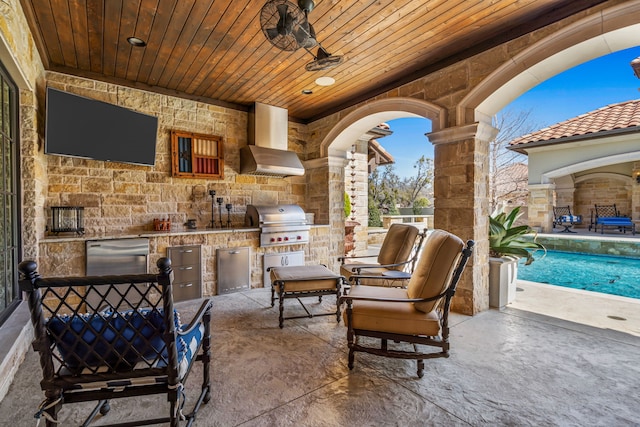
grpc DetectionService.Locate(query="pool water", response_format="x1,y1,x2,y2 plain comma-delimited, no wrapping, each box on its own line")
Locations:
517,251,640,300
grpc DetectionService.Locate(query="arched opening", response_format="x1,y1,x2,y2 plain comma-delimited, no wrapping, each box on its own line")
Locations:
454,1,640,313
318,98,444,260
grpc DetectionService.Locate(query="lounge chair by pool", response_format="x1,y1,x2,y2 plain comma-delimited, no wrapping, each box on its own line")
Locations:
591,204,635,235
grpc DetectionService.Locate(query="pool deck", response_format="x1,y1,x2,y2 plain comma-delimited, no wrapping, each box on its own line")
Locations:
512,279,640,337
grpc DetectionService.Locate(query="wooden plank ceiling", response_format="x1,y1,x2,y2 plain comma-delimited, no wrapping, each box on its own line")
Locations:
20,0,608,122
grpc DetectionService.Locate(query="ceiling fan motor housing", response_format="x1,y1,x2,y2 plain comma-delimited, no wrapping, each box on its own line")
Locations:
298,0,315,12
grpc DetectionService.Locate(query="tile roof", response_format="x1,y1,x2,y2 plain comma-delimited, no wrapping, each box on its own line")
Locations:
509,98,640,147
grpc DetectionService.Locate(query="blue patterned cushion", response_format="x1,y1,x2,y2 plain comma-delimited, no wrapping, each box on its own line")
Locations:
47,309,177,371
176,321,205,376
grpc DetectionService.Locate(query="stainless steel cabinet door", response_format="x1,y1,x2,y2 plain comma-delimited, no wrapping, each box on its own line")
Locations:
262,251,305,288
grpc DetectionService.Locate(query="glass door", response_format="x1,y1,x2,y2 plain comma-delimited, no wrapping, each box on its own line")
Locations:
0,62,19,326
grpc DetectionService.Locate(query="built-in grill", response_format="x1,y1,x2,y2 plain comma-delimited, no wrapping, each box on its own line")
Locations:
245,204,310,247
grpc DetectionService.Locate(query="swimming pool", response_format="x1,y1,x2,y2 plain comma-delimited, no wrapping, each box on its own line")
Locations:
517,251,640,300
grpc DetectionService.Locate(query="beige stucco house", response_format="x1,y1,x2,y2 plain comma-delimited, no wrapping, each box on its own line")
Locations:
509,99,640,232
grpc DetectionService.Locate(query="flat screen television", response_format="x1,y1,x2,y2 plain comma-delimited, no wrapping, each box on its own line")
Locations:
45,87,158,166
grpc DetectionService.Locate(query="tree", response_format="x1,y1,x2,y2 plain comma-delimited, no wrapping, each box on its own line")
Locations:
368,157,434,225
368,196,382,227
490,109,539,211
412,197,430,214
401,156,433,208
369,164,400,227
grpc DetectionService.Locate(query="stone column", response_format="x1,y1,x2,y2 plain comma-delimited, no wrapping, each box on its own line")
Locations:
427,121,497,315
304,156,348,272
528,184,555,232
20,88,47,262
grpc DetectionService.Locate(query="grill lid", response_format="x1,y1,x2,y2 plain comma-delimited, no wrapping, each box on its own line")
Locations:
245,204,307,227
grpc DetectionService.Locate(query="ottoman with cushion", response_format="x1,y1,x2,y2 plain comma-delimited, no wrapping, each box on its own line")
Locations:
269,264,344,328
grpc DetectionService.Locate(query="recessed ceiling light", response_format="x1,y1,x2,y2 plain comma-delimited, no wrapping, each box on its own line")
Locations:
302,89,313,95
315,76,335,86
127,37,147,47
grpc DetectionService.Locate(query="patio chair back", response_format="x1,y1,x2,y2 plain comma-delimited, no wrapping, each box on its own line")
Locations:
594,204,618,218
18,257,212,427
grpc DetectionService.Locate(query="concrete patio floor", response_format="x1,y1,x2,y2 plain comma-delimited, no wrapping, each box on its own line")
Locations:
1,282,639,426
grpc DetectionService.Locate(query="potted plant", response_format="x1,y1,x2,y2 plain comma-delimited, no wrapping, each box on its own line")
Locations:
344,192,359,255
488,206,546,308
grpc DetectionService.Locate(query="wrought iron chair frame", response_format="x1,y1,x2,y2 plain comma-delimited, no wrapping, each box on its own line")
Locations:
552,205,578,233
18,257,212,427
590,204,635,235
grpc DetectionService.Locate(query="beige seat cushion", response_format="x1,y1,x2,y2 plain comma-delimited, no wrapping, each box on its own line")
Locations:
270,265,341,293
344,285,441,337
406,230,464,313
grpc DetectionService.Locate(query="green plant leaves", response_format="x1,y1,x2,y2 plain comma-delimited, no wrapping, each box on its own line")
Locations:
489,206,546,265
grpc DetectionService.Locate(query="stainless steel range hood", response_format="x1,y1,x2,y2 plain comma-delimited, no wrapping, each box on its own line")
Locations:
240,102,305,177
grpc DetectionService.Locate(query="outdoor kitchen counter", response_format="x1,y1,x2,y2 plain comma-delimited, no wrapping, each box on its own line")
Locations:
37,225,332,295
40,224,329,242
40,227,260,242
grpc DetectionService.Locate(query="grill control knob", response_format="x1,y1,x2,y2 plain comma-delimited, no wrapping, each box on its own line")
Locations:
270,237,276,242
284,237,289,241
297,235,302,240
277,237,282,242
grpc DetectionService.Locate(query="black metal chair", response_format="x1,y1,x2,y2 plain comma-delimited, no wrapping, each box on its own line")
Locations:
18,257,212,427
590,204,635,235
552,206,578,233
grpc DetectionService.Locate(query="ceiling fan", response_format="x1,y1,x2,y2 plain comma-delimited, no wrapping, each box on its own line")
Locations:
260,0,344,71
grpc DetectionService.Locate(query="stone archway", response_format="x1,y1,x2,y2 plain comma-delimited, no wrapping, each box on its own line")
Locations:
307,1,640,315
320,97,446,157
439,1,640,311
458,3,640,126
309,97,445,277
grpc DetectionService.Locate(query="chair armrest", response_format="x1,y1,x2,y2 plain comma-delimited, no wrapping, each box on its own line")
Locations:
338,254,378,264
177,299,212,336
339,291,447,305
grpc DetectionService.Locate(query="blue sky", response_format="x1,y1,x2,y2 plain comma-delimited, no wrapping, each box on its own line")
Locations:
380,45,640,178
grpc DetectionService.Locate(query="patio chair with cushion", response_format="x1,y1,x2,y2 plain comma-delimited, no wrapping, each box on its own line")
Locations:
340,229,474,378
590,204,636,235
552,206,580,233
18,257,212,427
338,224,427,288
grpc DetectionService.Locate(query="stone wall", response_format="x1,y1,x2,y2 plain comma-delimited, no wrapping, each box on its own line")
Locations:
0,0,47,404
44,72,308,237
0,0,47,261
575,178,633,222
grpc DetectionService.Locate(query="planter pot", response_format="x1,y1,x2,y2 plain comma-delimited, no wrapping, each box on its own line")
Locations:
489,256,519,309
344,221,360,255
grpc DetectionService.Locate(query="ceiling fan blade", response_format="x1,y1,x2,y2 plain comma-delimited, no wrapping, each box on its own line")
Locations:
276,4,295,36
316,46,330,60
266,27,280,40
